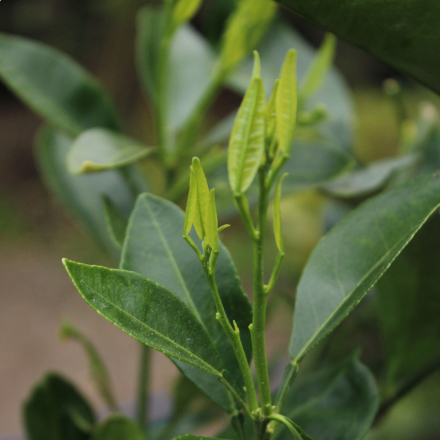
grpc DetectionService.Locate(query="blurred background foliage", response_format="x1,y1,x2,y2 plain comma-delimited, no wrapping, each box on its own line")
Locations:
1,0,440,439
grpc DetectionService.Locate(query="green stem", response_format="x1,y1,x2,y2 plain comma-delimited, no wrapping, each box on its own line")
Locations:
267,415,302,440
264,252,284,295
204,251,259,413
251,168,272,418
235,194,259,241
136,344,150,437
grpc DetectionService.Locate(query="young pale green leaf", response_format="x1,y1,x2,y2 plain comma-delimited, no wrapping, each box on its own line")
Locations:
90,414,144,440
290,174,440,362
266,79,279,137
276,49,298,155
273,173,287,253
277,355,379,440
67,129,154,174
184,157,211,240
220,0,277,73
60,321,117,410
63,259,224,379
35,126,146,258
24,373,96,440
121,194,253,412
376,215,440,389
103,196,128,249
205,189,219,251
0,33,120,136
301,34,336,101
172,0,203,29
228,77,266,195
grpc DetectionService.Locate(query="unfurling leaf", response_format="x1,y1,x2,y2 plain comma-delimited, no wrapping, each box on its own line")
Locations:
63,259,224,379
172,0,203,30
273,173,287,253
276,49,298,155
220,0,277,73
184,157,211,241
60,321,118,411
301,33,336,101
228,54,266,195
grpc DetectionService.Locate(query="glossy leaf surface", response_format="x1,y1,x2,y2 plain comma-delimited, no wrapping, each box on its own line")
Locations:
67,129,154,174
276,356,379,440
228,77,266,195
290,174,440,361
24,373,95,440
35,126,145,257
0,33,119,136
121,194,253,411
63,260,224,377
376,215,440,388
275,0,440,96
90,414,144,440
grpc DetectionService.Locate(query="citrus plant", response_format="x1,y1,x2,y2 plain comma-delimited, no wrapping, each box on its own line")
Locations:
1,0,440,439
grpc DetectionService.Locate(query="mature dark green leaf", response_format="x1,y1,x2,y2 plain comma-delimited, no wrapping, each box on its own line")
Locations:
103,196,128,249
376,215,440,389
275,356,379,440
290,174,440,362
90,414,143,440
322,155,417,198
275,0,440,96
227,22,354,149
60,321,117,410
63,260,224,378
67,129,154,174
0,33,120,136
136,6,215,132
35,126,146,257
24,373,96,440
120,194,253,412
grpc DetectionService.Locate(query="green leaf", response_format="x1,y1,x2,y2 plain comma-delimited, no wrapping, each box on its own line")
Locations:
376,215,440,389
60,321,117,410
90,414,144,440
301,33,336,101
276,49,298,155
35,126,146,257
23,373,96,440
206,189,219,252
227,21,354,151
0,33,120,136
220,0,277,73
275,0,440,96
184,157,211,240
67,129,154,174
63,259,224,378
136,7,216,132
103,196,128,249
290,174,440,362
276,355,379,440
228,72,266,195
121,194,253,412
172,0,203,29
322,155,417,199
273,174,287,253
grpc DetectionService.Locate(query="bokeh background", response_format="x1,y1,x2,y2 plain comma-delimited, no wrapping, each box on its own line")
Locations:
1,0,440,438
